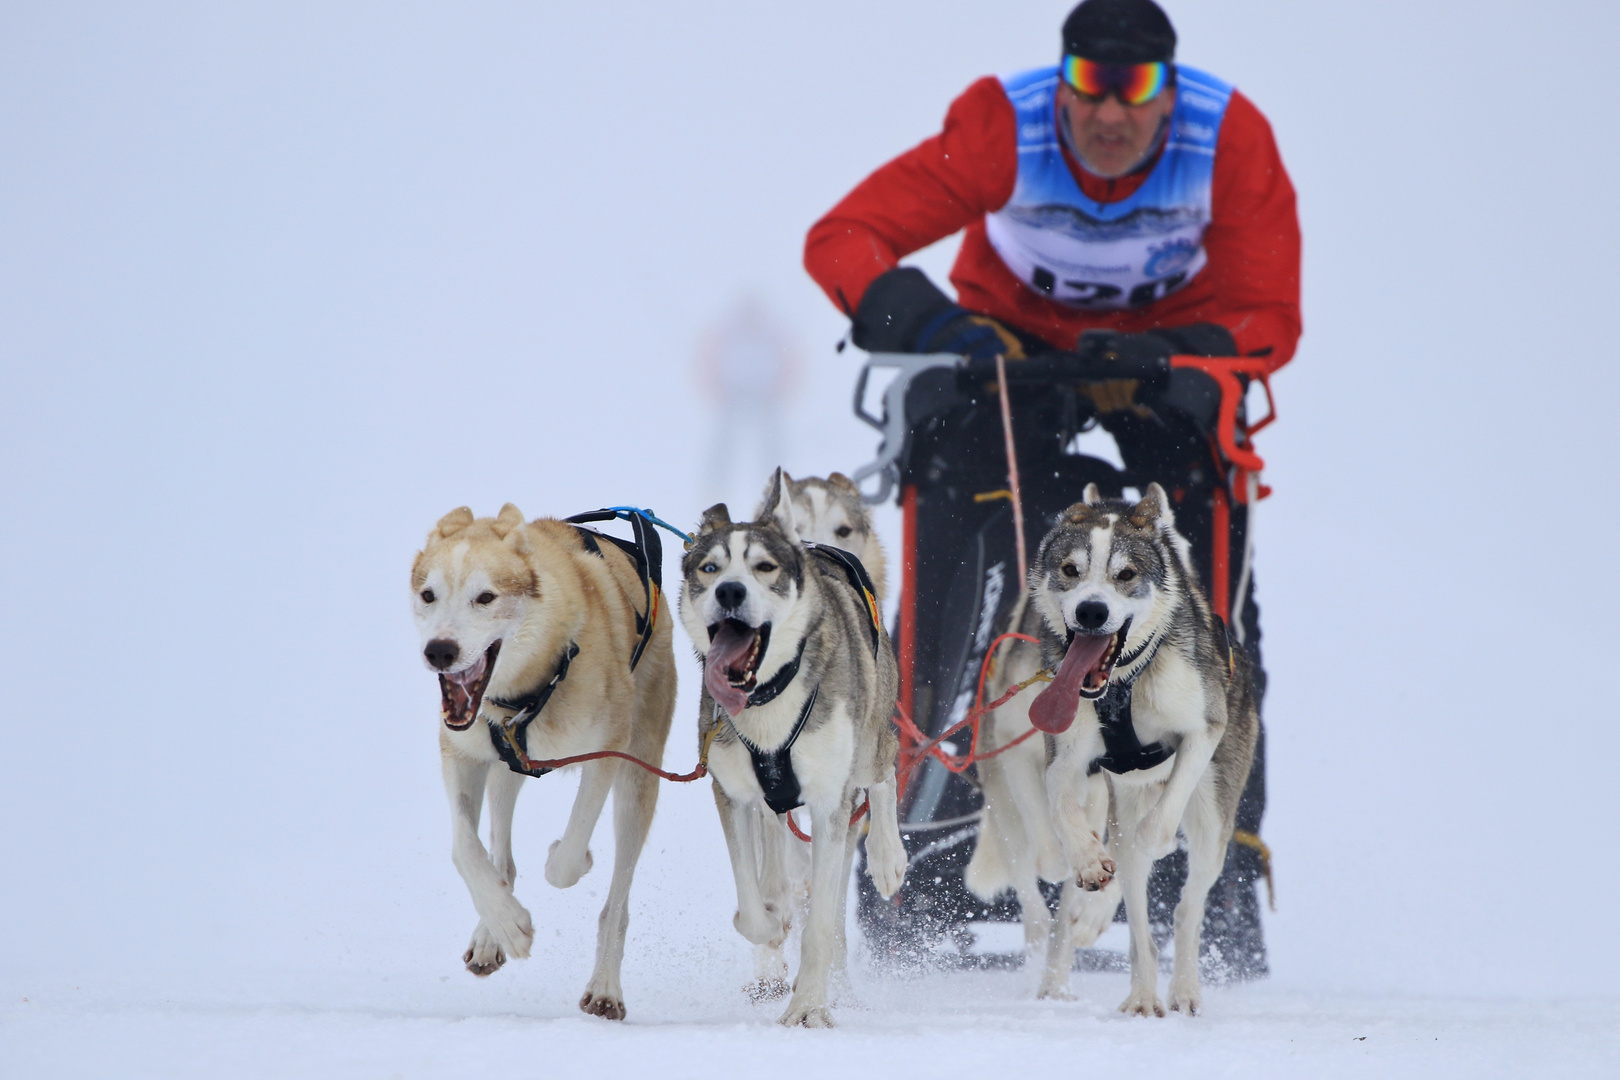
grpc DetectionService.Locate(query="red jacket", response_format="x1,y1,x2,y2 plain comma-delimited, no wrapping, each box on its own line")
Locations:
805,76,1301,372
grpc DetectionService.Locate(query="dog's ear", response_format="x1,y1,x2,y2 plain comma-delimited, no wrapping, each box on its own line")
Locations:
1128,483,1175,530
1082,483,1102,506
489,503,525,539
699,503,732,533
760,467,800,542
827,471,857,493
1061,501,1092,527
432,507,475,540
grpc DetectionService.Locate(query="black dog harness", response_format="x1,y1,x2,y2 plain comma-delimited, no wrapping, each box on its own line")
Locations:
722,544,885,814
475,508,666,778
566,508,664,672
486,642,579,778
1085,616,1235,776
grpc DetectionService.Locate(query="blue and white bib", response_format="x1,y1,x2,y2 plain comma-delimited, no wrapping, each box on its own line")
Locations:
984,64,1233,310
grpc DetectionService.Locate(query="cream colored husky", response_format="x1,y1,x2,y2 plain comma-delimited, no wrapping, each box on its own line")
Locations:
411,504,676,1021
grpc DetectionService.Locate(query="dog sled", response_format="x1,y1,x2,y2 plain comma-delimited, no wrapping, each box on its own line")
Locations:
847,347,1275,980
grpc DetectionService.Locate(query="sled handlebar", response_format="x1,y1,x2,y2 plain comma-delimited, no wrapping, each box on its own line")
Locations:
849,351,1275,504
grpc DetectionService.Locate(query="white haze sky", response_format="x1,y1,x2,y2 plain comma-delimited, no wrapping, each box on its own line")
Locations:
2,0,1618,1053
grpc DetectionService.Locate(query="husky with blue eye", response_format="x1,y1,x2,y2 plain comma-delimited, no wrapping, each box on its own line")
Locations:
996,483,1258,1016
680,469,906,1028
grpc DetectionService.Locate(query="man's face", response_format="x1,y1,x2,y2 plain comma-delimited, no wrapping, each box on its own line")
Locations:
1057,81,1176,179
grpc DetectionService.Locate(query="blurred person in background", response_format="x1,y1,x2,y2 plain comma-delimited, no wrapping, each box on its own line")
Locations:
805,0,1298,974
694,293,803,508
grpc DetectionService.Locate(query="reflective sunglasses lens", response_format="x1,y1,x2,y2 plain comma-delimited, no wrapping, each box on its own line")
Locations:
1062,57,1167,105
1119,62,1167,105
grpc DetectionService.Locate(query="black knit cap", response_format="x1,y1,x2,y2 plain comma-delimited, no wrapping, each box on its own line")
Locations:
1062,0,1177,64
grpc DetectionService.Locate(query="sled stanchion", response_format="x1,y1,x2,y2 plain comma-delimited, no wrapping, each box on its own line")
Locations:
994,354,1029,593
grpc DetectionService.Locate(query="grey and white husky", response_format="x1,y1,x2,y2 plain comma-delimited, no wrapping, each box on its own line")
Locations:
680,469,907,1027
1005,483,1259,1015
734,470,890,999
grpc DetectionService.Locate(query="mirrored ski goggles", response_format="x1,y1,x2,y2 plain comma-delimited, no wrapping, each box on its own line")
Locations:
1061,56,1170,105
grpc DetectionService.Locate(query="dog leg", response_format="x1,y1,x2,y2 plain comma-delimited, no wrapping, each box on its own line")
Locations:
863,772,907,900
1166,786,1224,1016
778,793,854,1028
829,813,862,1004
1037,881,1078,999
463,764,526,975
444,753,533,968
714,782,784,947
1134,729,1218,861
1046,752,1115,892
545,758,617,888
1112,784,1163,1017
1003,736,1067,883
1067,773,1122,947
746,806,792,1001
578,759,659,1021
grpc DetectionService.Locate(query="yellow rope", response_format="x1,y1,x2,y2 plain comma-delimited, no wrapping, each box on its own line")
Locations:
973,489,1013,503
1231,829,1275,911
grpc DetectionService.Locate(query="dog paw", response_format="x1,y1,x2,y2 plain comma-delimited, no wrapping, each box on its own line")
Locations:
545,839,593,888
778,1000,835,1028
1075,852,1116,891
745,977,790,1003
1119,987,1166,1018
865,830,908,900
579,991,626,1021
1167,976,1202,1016
479,893,534,960
1036,980,1077,1002
734,901,789,947
462,922,507,976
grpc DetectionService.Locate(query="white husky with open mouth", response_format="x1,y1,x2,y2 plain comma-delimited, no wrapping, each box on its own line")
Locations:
411,504,676,1021
680,470,906,1027
1012,483,1259,1016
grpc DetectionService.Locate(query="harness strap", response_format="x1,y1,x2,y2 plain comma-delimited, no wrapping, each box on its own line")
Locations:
745,637,808,708
729,684,820,815
1086,680,1175,776
487,642,580,778
566,509,664,672
802,542,883,658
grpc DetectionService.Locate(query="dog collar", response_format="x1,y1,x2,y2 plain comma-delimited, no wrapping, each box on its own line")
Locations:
727,684,819,815
745,637,809,709
485,641,580,778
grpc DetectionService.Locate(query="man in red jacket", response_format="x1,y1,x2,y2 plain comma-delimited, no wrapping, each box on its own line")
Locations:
812,0,1290,976
807,0,1298,373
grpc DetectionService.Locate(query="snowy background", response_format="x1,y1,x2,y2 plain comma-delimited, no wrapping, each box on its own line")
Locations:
3,1,1618,1076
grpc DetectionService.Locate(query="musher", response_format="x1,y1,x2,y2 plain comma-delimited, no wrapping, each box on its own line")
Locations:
805,0,1298,974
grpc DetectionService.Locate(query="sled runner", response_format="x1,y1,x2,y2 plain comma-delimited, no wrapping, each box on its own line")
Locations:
849,348,1274,980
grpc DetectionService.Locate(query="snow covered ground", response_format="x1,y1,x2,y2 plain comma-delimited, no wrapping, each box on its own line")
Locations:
4,2,1619,1077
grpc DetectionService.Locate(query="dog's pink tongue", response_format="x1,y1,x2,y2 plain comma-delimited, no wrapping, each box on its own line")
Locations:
704,623,758,718
1029,634,1112,734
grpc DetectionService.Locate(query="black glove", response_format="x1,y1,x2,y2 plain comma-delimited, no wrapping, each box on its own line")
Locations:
852,267,1026,360
1076,323,1238,431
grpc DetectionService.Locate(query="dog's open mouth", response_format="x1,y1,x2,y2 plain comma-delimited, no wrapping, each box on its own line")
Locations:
1028,619,1131,734
704,619,771,718
439,641,501,731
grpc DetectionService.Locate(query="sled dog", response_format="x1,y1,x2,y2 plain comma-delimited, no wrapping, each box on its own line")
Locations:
1012,483,1258,1015
411,504,676,1021
680,469,907,1027
735,470,890,1000
774,471,888,600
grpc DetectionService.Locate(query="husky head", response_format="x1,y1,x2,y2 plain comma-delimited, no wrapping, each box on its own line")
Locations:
681,468,810,717
757,470,888,600
1027,483,1182,733
411,504,538,730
